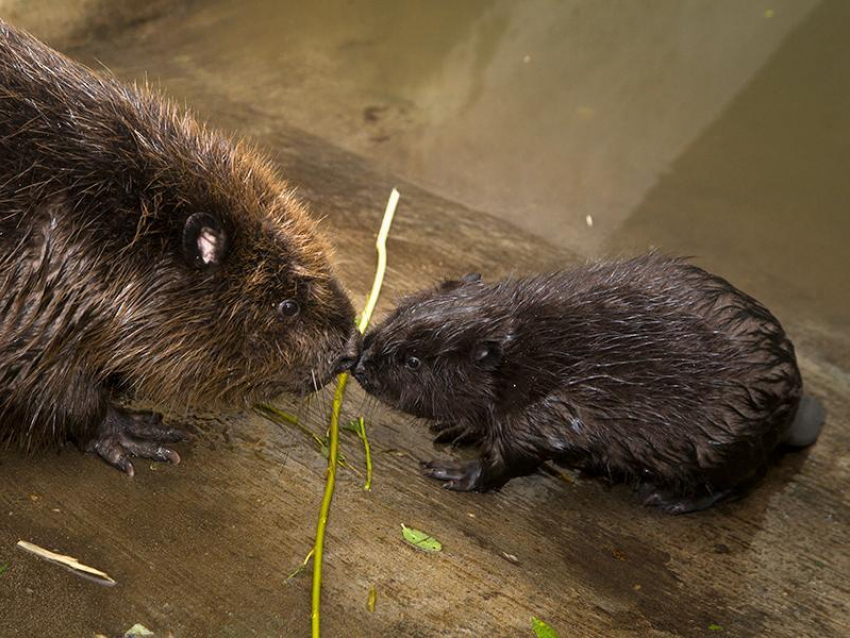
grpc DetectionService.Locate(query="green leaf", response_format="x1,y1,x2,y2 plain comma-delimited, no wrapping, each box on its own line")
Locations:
342,420,361,434
531,616,559,638
401,524,442,553
0,563,8,576
708,623,723,631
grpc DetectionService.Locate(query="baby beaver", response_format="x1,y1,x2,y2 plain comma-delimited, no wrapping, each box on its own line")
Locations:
353,254,825,514
0,21,359,474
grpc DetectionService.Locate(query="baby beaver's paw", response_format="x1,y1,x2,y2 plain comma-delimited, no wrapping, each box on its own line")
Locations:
421,459,484,491
421,457,508,492
641,486,737,515
87,407,186,477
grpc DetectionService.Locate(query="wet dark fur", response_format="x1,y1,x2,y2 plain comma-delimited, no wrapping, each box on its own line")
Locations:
0,22,357,460
354,254,823,514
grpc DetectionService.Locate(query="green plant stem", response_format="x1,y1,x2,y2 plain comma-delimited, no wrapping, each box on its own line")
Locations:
254,404,361,475
311,373,347,635
358,417,372,491
311,188,399,637
255,403,299,425
254,405,318,443
356,187,400,333
287,548,315,581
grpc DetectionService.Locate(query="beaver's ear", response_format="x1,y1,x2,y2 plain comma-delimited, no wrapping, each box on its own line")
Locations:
183,213,228,268
473,340,502,369
439,272,482,291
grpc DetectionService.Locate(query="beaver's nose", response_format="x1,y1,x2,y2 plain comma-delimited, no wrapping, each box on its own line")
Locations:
351,344,373,381
352,356,366,378
333,331,362,374
334,355,356,374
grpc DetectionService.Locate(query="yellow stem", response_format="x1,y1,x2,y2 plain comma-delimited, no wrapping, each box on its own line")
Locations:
357,187,399,333
358,417,372,491
311,188,399,637
310,373,347,634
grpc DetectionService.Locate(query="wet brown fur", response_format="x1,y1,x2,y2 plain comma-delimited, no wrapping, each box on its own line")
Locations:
0,21,356,451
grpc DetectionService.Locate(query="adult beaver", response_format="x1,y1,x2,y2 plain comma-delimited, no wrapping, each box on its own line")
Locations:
353,254,825,514
0,21,359,474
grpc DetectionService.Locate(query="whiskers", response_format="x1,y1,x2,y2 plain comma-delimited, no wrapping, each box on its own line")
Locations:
293,383,335,432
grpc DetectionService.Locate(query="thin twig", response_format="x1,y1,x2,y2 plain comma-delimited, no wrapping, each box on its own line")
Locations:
254,405,321,444
358,416,373,491
255,403,299,425
356,187,400,333
254,404,361,476
311,188,399,637
287,548,315,581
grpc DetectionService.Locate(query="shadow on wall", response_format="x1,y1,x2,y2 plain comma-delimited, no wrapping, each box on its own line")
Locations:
41,0,820,254
607,0,850,335
0,0,184,47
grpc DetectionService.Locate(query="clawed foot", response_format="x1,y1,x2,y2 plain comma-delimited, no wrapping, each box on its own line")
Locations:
429,421,478,448
421,459,485,491
87,407,186,477
420,456,513,492
641,487,734,515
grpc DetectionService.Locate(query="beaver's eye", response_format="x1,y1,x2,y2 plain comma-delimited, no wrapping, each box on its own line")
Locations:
277,299,300,319
405,356,421,371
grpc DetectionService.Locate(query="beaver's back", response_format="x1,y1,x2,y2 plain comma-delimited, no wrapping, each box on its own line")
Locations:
0,20,228,251
506,254,802,488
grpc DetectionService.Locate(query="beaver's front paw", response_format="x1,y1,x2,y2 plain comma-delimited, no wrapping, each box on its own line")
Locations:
420,457,509,492
86,407,186,477
421,459,484,491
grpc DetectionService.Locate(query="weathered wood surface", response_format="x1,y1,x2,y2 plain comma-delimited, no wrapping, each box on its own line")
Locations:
0,8,848,638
